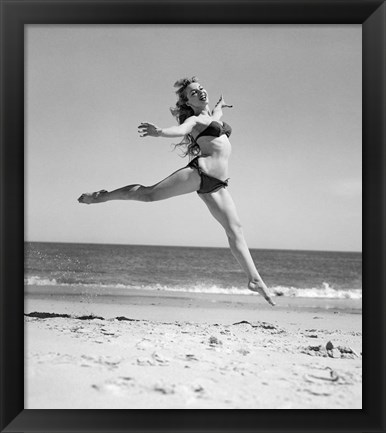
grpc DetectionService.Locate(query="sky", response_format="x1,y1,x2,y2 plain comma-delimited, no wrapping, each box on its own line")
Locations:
25,25,362,252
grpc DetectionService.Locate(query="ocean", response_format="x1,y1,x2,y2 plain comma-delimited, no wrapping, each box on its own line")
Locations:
25,242,362,300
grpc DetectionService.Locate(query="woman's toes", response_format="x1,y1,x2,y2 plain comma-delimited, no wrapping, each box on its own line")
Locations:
248,280,275,306
78,190,108,204
78,193,93,204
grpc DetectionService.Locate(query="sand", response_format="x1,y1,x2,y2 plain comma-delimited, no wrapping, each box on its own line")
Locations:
24,288,362,409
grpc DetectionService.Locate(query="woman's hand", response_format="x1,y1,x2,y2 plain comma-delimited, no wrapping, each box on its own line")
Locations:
138,122,162,137
215,94,233,109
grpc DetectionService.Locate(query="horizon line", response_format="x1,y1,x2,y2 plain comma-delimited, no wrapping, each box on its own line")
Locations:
24,240,362,254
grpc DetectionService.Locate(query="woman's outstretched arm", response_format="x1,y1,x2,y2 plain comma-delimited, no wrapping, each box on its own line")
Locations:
138,117,197,138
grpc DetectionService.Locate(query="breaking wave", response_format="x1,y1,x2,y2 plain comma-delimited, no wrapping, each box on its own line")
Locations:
25,276,362,299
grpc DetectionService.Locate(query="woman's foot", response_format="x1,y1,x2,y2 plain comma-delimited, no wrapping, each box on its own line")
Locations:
248,279,276,306
78,190,109,204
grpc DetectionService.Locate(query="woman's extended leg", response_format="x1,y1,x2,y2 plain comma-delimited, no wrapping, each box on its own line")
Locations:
199,188,275,306
78,167,201,204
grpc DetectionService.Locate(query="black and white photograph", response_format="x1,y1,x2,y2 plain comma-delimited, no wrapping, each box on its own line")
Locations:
24,24,362,409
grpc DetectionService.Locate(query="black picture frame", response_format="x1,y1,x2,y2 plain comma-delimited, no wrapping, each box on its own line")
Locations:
1,0,384,432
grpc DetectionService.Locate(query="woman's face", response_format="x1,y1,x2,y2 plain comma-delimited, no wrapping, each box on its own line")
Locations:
185,83,209,108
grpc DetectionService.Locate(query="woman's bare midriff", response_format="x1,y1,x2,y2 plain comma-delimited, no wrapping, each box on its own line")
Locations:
195,135,231,180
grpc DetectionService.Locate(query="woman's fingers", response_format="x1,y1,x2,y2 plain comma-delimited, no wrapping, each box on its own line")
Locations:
138,122,155,128
138,126,148,137
138,122,159,137
221,96,231,107
138,122,157,129
138,125,154,137
216,95,233,108
222,97,233,108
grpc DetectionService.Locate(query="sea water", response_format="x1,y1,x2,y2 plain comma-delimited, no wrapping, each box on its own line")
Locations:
25,242,362,300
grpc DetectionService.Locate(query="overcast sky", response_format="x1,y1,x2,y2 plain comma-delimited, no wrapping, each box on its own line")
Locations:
25,25,361,252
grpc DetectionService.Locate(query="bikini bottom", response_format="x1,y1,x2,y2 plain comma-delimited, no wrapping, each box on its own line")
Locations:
187,157,229,194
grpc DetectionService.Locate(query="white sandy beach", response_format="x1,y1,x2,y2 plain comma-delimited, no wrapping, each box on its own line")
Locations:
24,289,362,409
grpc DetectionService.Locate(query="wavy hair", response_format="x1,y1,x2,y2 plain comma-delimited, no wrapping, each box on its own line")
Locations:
170,76,200,159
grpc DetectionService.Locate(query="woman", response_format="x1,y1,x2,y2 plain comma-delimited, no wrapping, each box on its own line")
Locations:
78,77,275,306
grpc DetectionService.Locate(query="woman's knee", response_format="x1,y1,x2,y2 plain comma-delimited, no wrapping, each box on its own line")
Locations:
225,221,244,240
135,185,154,202
141,185,164,202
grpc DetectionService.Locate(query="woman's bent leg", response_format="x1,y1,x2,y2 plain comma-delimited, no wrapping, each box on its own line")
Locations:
199,188,275,306
78,167,201,204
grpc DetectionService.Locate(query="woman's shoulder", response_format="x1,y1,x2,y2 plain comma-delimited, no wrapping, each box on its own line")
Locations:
182,116,201,132
183,115,199,124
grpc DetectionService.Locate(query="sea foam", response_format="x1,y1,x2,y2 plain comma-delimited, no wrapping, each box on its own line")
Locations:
25,276,362,299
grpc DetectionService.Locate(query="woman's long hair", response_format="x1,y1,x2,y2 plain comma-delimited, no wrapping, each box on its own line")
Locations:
170,76,200,159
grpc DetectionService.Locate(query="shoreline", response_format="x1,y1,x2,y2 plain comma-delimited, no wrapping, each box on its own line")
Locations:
26,284,362,310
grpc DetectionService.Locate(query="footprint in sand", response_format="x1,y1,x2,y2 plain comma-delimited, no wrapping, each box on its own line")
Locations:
153,381,176,395
30,352,76,365
137,357,156,366
152,352,170,365
184,354,199,361
176,383,208,402
137,352,170,367
80,355,122,370
301,365,361,398
153,377,210,400
92,377,135,395
304,368,340,384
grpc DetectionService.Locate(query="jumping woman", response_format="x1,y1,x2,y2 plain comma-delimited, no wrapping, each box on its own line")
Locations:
78,77,275,306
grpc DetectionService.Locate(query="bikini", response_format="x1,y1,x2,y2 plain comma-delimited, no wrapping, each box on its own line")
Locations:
187,121,232,194
195,120,232,142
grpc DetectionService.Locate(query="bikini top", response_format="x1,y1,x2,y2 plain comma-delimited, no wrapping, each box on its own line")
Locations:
194,120,232,142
